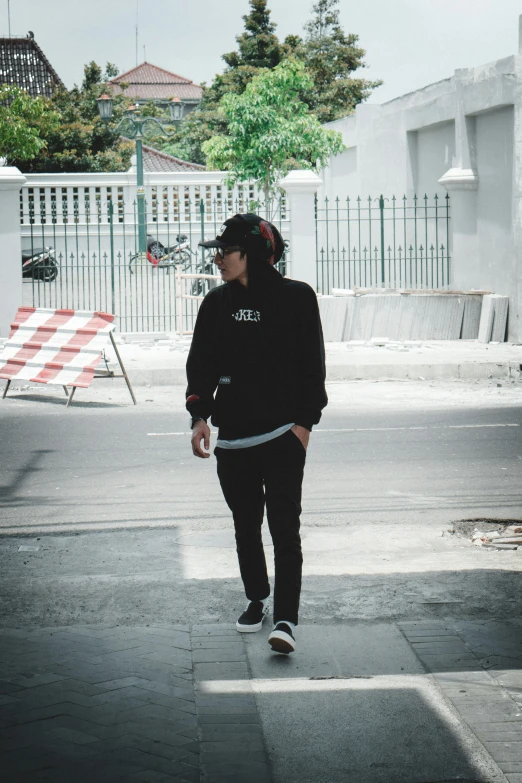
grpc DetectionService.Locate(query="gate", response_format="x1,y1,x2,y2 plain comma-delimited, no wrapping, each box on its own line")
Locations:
21,186,289,333
315,193,451,294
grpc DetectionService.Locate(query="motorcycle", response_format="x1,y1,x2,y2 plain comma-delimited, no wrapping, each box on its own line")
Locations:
191,257,218,297
129,234,191,274
22,246,58,281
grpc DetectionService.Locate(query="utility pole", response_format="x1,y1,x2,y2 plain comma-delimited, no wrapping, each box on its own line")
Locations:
96,96,183,255
135,0,139,66
7,0,11,37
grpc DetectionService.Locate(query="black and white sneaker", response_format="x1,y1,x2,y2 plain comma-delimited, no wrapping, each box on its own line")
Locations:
236,601,269,633
268,622,296,654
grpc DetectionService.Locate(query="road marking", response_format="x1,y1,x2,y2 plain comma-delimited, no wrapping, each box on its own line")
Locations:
147,423,519,436
447,423,519,429
147,432,187,436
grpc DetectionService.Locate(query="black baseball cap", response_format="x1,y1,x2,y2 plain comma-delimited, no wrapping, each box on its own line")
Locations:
199,213,285,265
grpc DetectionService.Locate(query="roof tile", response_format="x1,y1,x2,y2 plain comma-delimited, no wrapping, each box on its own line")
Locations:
0,36,64,97
111,83,202,100
141,144,206,173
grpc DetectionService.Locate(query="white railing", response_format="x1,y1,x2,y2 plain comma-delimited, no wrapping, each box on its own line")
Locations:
175,269,221,336
20,171,289,228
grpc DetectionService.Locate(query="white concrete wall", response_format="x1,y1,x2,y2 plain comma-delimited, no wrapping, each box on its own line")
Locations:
415,122,456,197
319,25,522,341
475,107,514,296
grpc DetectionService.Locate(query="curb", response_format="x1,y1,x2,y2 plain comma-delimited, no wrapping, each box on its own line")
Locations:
124,361,522,386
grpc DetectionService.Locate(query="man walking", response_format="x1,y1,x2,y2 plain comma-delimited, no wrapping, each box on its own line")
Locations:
186,213,327,654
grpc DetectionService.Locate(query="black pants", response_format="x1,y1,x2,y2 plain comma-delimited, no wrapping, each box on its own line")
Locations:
215,429,306,625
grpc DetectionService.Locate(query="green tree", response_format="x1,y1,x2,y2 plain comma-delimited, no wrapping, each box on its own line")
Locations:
0,86,59,164
298,0,382,123
158,0,380,165
157,0,289,166
16,61,133,173
205,0,286,106
203,59,344,206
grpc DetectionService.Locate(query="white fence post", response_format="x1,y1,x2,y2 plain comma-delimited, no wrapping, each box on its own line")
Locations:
279,170,323,289
0,166,26,337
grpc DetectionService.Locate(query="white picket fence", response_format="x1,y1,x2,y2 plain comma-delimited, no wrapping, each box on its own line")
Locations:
20,170,289,255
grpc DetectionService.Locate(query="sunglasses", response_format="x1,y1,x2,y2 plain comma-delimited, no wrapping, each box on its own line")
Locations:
215,246,242,259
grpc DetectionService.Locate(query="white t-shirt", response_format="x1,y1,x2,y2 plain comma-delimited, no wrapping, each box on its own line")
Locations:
216,422,295,450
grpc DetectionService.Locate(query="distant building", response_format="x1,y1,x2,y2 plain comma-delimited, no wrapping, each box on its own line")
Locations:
0,32,64,97
109,62,203,119
138,144,205,173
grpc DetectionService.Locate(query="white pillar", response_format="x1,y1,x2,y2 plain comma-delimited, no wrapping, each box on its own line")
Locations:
0,166,26,337
279,169,323,289
438,72,479,293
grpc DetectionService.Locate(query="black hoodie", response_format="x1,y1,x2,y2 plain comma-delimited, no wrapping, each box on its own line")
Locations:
185,262,327,440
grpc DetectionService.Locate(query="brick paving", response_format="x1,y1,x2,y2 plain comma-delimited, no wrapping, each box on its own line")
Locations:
3,619,522,781
399,619,522,783
192,625,271,783
0,624,272,783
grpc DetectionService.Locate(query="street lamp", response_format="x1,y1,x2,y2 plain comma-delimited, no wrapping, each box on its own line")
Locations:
96,94,114,121
169,98,183,122
96,94,180,255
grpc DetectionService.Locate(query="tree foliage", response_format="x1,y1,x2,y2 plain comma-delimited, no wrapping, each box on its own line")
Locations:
14,62,133,173
203,59,344,199
297,0,382,123
158,0,380,165
206,0,287,105
0,86,59,164
157,0,290,166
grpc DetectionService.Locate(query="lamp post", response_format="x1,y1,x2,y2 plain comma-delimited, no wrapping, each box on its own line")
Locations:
96,95,183,255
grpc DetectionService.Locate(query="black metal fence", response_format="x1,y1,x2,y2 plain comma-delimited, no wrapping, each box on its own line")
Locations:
21,193,289,333
315,193,451,294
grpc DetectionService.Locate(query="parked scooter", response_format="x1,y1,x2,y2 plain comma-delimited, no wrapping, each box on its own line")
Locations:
22,247,58,281
129,234,191,274
191,257,218,297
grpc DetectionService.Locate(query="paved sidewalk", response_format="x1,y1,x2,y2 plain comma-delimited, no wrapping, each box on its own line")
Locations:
2,619,522,782
246,621,516,783
0,624,270,783
107,337,522,385
400,619,522,783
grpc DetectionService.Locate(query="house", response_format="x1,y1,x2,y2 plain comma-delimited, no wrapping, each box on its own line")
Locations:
139,144,205,173
0,32,64,97
109,62,203,120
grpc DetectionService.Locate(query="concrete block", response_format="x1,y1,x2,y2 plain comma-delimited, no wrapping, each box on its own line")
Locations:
317,296,331,337
491,296,509,342
410,296,464,340
478,295,495,343
342,297,356,340
318,296,348,341
347,294,466,341
460,295,483,339
331,288,355,296
350,295,383,340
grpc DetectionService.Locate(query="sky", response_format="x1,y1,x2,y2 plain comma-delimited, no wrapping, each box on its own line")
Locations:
4,0,522,104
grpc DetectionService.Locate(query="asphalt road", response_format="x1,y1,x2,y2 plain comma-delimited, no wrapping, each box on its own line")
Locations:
1,380,521,626
1,381,521,532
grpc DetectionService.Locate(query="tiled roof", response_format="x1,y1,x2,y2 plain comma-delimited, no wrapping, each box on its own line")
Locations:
0,35,64,97
141,144,205,172
112,62,194,85
110,62,203,101
111,83,203,100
